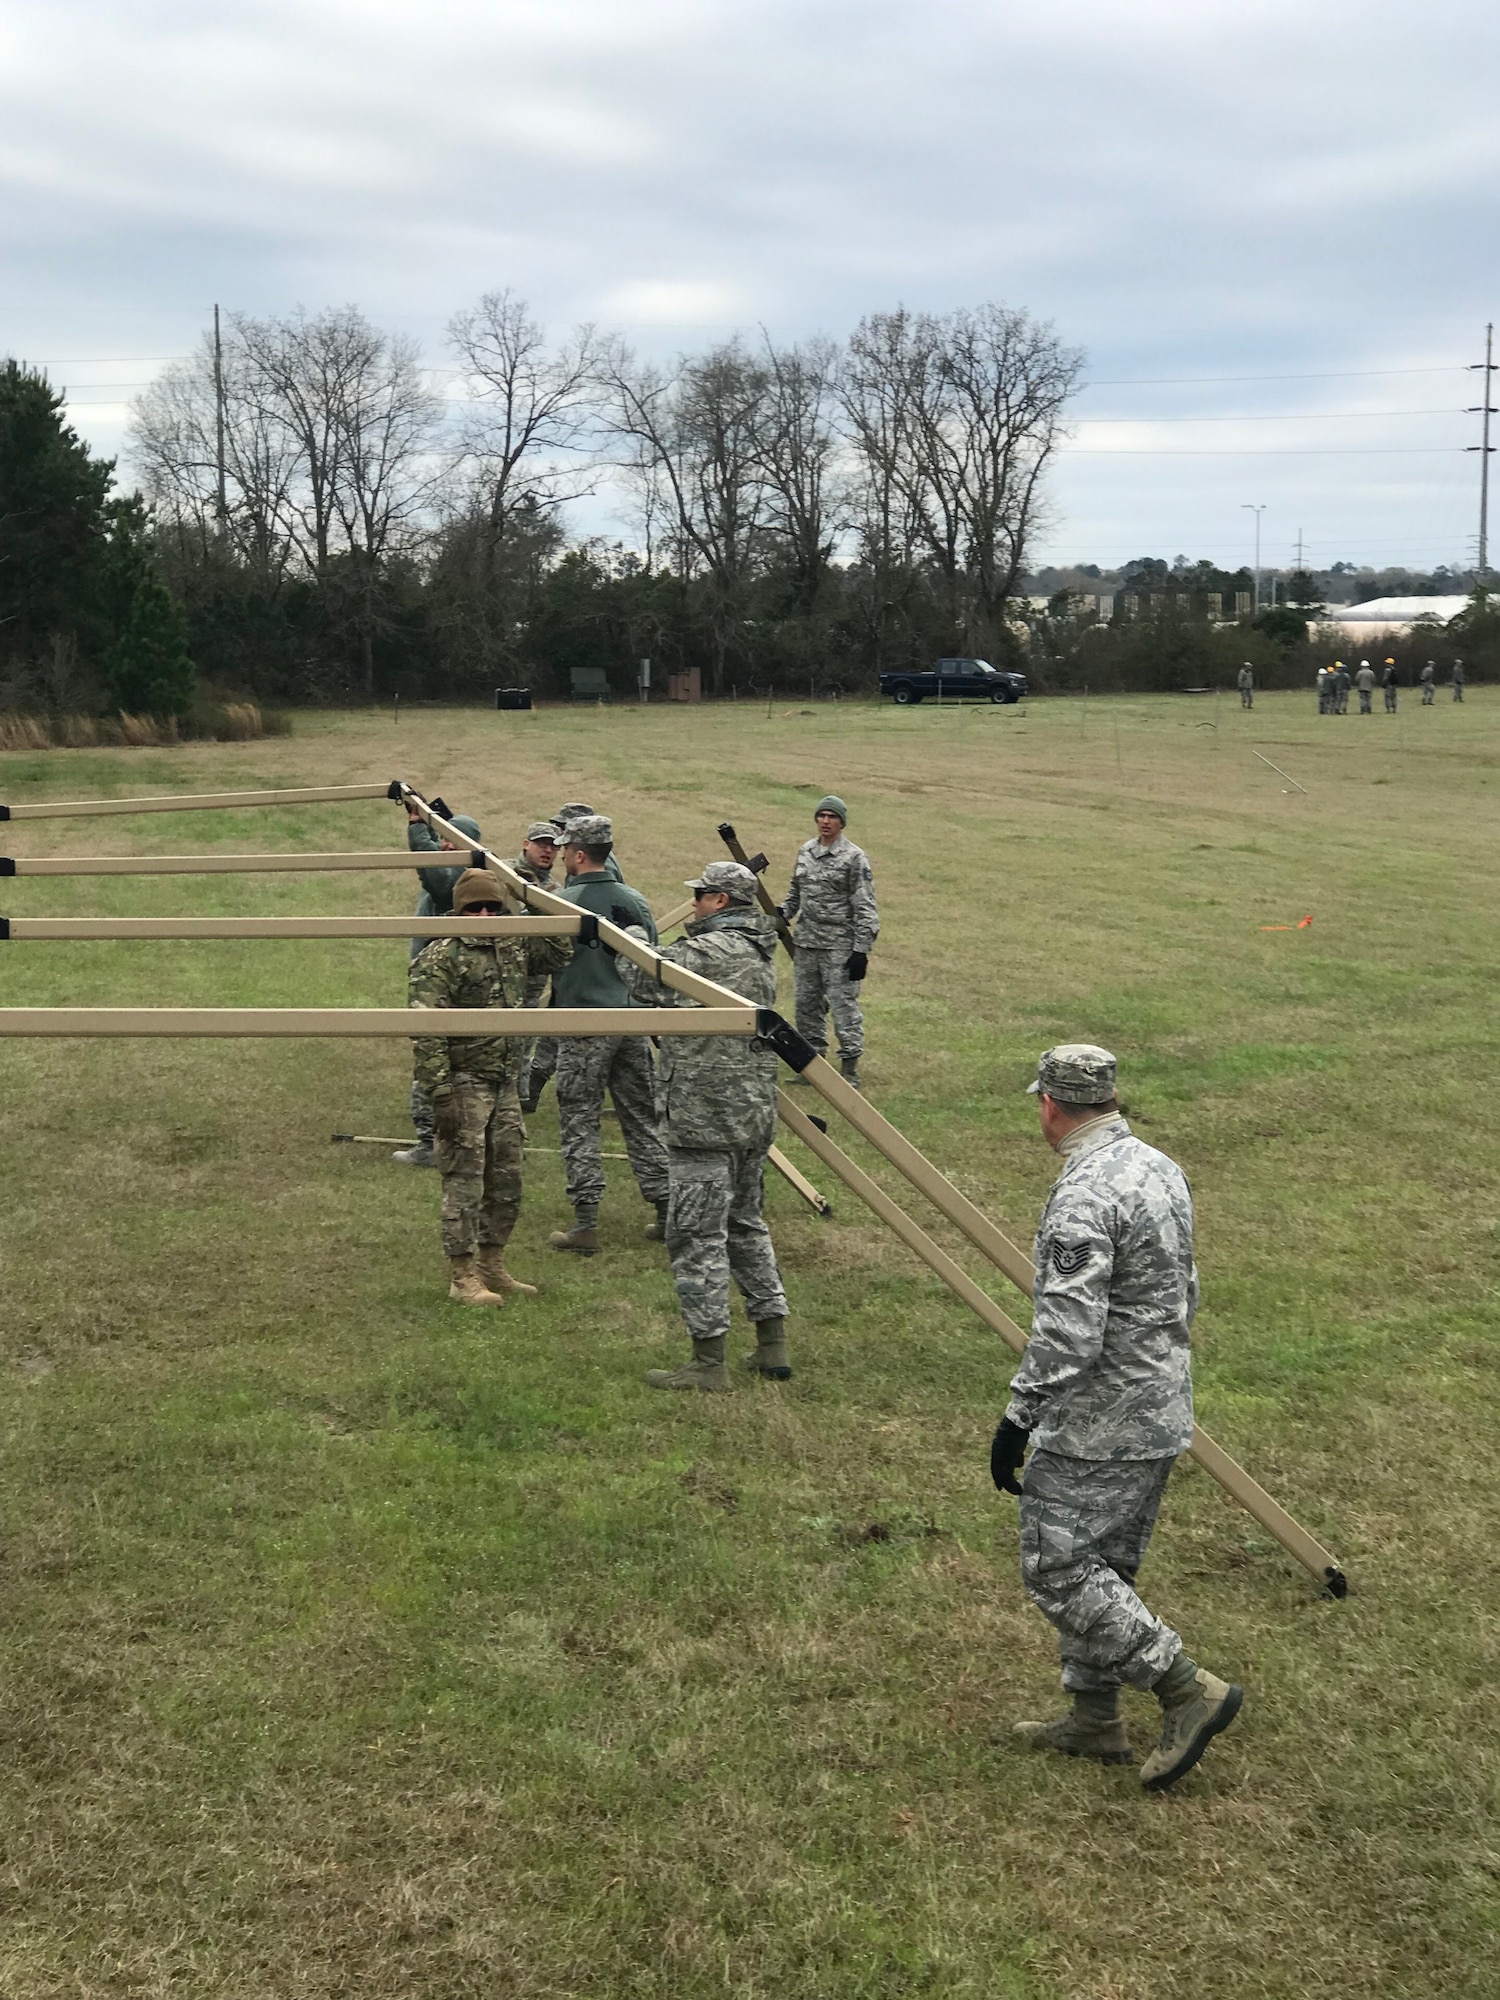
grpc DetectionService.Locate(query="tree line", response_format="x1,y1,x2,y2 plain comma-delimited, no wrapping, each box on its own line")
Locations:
124,294,1082,704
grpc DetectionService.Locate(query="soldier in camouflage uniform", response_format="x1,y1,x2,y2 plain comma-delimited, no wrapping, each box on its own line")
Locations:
392,803,484,1167
409,868,573,1305
547,815,671,1255
511,820,560,1112
991,1045,1243,1792
780,795,878,1088
617,860,790,1390
522,805,625,1117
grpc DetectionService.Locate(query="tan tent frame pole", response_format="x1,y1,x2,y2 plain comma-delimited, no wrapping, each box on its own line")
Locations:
795,1049,1037,1290
1,916,583,940
0,852,469,877
394,785,756,1017
0,782,396,821
717,821,797,954
766,1143,830,1216
774,1091,1347,1597
0,1007,758,1039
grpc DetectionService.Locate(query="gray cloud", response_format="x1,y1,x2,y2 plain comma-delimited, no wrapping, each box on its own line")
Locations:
4,0,1497,570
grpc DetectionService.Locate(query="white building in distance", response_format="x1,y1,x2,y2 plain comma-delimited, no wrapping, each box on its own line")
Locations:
1323,595,1471,643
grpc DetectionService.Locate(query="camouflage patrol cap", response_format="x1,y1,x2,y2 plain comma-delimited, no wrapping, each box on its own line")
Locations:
452,868,509,913
524,820,560,843
1026,1043,1118,1104
562,813,612,848
552,801,594,828
685,859,757,904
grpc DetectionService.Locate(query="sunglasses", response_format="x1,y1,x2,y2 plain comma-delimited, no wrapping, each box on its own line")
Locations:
465,903,505,916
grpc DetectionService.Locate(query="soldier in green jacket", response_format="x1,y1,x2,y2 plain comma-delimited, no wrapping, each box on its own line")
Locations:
547,816,671,1256
409,868,572,1305
617,860,790,1390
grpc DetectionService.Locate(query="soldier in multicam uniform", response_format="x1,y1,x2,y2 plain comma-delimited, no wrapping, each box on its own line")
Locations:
392,801,484,1167
780,795,878,1089
510,820,560,1112
991,1044,1243,1793
547,815,672,1255
616,861,791,1391
408,868,573,1305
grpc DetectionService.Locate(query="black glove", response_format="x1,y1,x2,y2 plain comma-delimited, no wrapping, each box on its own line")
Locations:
844,951,868,982
432,1091,462,1145
428,796,452,821
990,1417,1031,1495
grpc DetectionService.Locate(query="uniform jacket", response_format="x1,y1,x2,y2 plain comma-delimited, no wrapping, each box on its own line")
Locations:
409,819,479,915
409,932,572,1096
510,851,556,895
1355,666,1376,692
782,833,879,953
1005,1116,1196,1461
616,908,780,1150
551,874,658,1010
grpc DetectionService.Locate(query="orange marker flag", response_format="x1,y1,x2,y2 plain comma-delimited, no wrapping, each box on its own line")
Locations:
1259,915,1315,931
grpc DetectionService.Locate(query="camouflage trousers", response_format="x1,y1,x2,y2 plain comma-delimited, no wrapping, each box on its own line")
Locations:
1422,684,1435,704
1018,1450,1182,1695
1359,690,1373,713
666,1145,789,1342
516,974,553,1100
410,1077,434,1145
555,1034,670,1213
434,1074,525,1259
794,945,864,1061
1384,687,1398,711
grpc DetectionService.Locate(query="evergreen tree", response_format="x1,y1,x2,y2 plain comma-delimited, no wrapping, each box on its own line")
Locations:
0,360,116,672
102,502,195,715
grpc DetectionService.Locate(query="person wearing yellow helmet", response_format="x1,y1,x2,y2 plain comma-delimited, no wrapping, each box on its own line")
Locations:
1382,658,1399,712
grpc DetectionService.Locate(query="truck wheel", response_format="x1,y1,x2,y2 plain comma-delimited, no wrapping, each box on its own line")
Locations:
892,684,917,706
989,688,1007,704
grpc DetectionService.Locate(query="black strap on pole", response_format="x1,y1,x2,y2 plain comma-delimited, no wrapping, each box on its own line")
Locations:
754,1008,817,1071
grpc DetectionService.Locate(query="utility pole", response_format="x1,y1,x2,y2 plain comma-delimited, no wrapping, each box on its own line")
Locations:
1467,322,1495,586
212,304,228,528
1241,503,1266,613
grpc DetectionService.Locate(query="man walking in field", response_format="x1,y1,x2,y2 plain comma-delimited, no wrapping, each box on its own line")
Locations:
1316,665,1330,713
1453,659,1465,702
1421,660,1436,704
1382,660,1399,712
618,860,791,1391
1237,663,1253,708
1334,662,1352,713
393,799,484,1167
548,815,672,1255
409,868,573,1305
1355,661,1376,714
781,796,879,1089
991,1044,1243,1792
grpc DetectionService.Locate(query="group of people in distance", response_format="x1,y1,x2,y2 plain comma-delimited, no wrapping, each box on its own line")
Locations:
385,789,1246,1795
1318,657,1464,713
392,794,878,1390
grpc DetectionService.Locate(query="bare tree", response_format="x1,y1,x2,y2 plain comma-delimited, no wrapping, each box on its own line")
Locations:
842,304,1083,658
599,336,772,691
447,290,602,546
753,334,846,614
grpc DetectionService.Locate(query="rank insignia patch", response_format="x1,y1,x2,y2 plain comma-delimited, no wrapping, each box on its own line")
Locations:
1049,1239,1091,1276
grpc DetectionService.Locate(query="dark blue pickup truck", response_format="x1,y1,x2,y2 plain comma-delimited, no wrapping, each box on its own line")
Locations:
879,658,1028,706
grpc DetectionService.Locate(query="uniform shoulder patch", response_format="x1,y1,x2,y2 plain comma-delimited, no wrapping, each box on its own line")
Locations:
1049,1239,1092,1276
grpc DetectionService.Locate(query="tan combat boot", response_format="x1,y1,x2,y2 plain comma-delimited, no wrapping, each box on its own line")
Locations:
742,1318,792,1380
1140,1656,1243,1791
548,1223,598,1256
644,1336,731,1392
447,1255,505,1307
477,1245,537,1298
1013,1689,1133,1765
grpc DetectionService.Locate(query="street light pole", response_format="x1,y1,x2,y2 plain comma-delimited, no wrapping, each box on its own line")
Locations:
1241,504,1266,614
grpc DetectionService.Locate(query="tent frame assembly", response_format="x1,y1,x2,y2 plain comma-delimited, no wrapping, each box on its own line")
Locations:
0,775,1344,1596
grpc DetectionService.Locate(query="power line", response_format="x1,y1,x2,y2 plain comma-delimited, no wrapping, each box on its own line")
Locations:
1058,445,1466,457
1080,365,1466,386
1076,408,1461,425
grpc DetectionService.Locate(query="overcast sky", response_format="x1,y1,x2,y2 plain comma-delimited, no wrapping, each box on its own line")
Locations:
4,0,1497,573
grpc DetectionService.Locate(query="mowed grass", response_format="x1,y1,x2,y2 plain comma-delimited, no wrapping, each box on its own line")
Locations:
0,691,1495,1999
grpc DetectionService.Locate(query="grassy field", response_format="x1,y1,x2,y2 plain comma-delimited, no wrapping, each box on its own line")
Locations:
0,689,1495,1999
